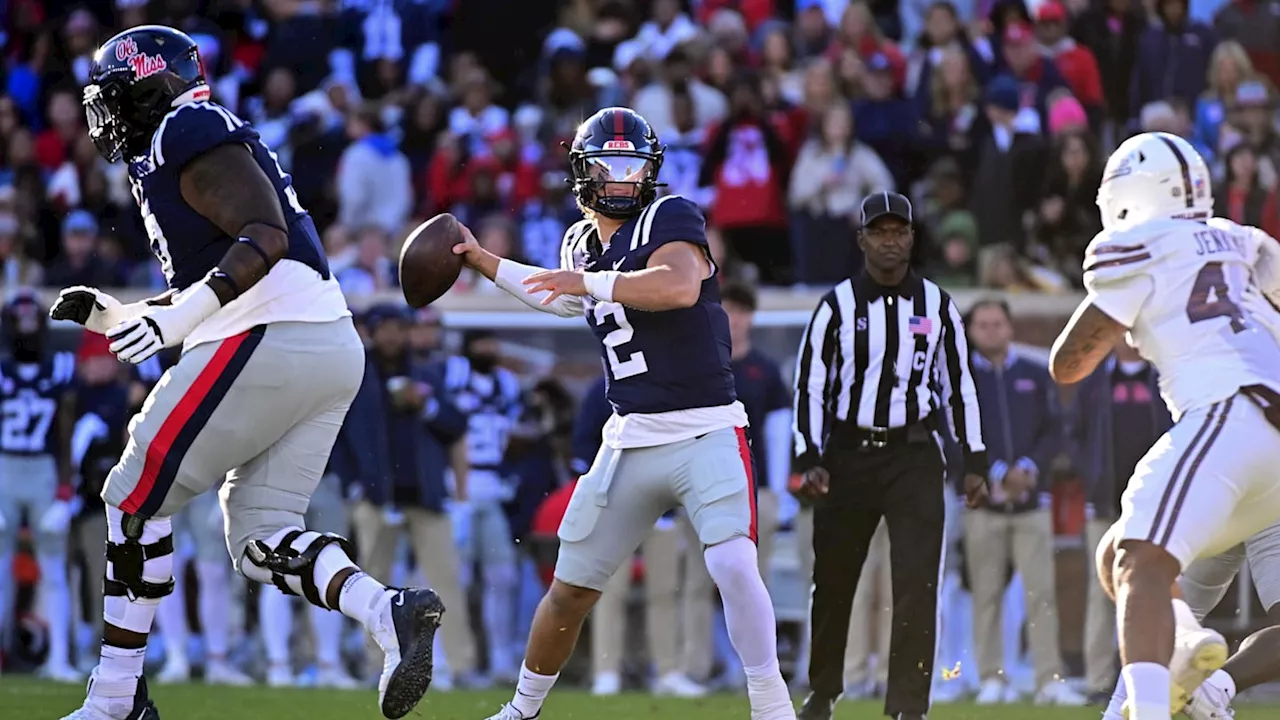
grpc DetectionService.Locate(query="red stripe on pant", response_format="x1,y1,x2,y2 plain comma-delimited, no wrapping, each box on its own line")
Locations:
734,426,758,544
120,331,250,515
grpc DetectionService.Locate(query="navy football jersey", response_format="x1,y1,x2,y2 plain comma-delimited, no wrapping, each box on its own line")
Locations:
442,356,522,471
0,352,75,456
129,101,330,290
568,195,737,416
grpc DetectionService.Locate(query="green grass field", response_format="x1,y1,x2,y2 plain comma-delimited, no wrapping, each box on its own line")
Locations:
3,679,1279,720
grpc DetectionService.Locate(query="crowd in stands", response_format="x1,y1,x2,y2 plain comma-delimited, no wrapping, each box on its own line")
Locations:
4,0,1280,295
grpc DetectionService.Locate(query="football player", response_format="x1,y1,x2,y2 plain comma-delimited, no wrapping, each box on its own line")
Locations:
0,290,79,682
49,26,440,720
1049,132,1280,719
453,107,795,720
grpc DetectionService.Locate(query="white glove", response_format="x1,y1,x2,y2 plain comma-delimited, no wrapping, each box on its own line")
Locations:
38,500,73,535
1242,287,1280,344
108,283,221,364
50,286,144,334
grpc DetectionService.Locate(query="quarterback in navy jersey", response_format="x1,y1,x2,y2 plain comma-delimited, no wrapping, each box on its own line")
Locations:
455,107,796,720
49,26,440,720
0,291,80,682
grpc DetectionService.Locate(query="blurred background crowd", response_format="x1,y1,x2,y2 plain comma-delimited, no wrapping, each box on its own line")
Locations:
2,0,1279,711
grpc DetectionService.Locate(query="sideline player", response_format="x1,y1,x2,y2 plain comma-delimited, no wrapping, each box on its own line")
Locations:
49,26,440,719
1049,132,1280,719
0,291,79,682
452,106,795,720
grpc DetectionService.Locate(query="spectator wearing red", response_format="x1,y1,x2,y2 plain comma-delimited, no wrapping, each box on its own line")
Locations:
33,88,83,173
700,73,792,284
697,0,777,34
1035,2,1104,126
999,21,1070,134
1215,142,1280,239
826,2,908,90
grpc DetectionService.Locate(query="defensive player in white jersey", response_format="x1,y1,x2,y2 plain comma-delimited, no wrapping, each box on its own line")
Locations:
48,26,440,720
1049,131,1280,720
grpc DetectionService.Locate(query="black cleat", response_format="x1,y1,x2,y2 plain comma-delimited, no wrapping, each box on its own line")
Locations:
376,587,445,719
129,677,160,720
797,692,837,720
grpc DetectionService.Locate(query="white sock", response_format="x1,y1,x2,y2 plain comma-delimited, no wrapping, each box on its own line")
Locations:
258,586,294,666
1171,598,1200,631
511,663,559,717
196,561,231,659
1122,662,1172,719
703,538,790,709
1104,677,1128,720
336,570,392,630
310,603,344,667
99,643,147,682
38,554,73,667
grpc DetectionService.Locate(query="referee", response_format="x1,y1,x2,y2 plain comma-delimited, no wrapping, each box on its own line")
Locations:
792,192,989,720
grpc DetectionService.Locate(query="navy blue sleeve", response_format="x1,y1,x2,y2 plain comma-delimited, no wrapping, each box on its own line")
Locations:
419,363,468,443
633,195,708,262
342,358,392,506
569,376,612,475
762,357,790,414
154,102,259,173
1026,363,1062,491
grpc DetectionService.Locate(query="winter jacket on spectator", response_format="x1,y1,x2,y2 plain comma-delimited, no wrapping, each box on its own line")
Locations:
1130,4,1216,121
340,356,466,512
788,138,895,217
330,357,394,506
700,112,791,230
1067,355,1172,519
1072,1,1144,123
853,93,923,191
961,350,1061,513
1043,36,1105,115
336,132,412,234
1214,0,1280,88
968,121,1045,250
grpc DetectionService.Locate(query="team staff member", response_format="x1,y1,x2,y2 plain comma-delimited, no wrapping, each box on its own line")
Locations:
791,192,989,720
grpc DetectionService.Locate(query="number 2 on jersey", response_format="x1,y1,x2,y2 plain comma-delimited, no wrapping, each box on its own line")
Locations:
593,302,649,380
1185,261,1246,333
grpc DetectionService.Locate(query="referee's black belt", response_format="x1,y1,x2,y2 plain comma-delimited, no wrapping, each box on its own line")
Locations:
830,419,935,451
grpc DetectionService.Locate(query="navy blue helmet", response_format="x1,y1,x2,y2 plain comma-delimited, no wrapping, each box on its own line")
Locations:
2,288,47,359
568,107,665,219
84,25,209,162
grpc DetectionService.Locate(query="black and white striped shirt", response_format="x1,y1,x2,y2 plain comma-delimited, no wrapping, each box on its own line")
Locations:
792,270,987,474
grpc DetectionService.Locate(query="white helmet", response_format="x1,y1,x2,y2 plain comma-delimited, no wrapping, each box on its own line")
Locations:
1096,132,1213,230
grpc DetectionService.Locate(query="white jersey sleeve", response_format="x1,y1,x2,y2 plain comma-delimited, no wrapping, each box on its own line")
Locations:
1082,227,1158,328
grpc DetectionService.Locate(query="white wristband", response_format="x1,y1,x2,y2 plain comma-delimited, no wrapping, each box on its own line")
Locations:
583,271,621,302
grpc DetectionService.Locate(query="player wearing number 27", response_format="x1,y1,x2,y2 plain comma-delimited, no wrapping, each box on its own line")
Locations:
49,25,442,720
1049,131,1280,720
453,107,795,720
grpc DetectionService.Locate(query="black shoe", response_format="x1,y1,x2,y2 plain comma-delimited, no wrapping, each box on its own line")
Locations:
129,676,159,720
797,693,837,720
378,587,445,719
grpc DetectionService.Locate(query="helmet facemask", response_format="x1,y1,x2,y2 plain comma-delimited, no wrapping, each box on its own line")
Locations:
571,147,665,219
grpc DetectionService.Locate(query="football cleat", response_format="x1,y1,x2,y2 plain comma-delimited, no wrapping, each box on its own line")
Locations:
371,587,445,719
61,671,159,720
483,704,540,720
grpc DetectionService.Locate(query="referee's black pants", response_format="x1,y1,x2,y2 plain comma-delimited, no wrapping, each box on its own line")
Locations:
808,426,946,717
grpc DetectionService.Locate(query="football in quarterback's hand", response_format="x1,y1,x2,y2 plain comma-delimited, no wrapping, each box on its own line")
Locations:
399,213,465,308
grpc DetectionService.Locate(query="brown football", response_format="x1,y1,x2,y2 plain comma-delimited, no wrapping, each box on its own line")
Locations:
399,213,465,308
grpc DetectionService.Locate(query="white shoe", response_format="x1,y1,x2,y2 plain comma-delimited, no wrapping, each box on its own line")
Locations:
653,671,708,698
591,671,621,696
204,661,253,686
316,665,361,690
266,663,295,688
41,661,86,683
60,670,159,720
483,704,538,720
1170,628,1229,714
1183,674,1235,719
155,656,190,684
1035,680,1088,706
975,678,1013,705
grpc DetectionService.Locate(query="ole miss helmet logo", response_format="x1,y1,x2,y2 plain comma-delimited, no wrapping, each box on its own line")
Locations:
115,37,139,61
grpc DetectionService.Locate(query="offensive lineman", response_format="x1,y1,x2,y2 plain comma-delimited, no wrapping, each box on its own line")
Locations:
1049,132,1280,719
452,107,796,720
49,26,441,719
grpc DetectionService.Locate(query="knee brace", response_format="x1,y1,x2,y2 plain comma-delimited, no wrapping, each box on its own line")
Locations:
242,528,356,610
104,509,175,603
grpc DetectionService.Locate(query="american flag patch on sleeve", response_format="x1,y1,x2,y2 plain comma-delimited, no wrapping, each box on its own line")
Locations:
908,316,932,335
